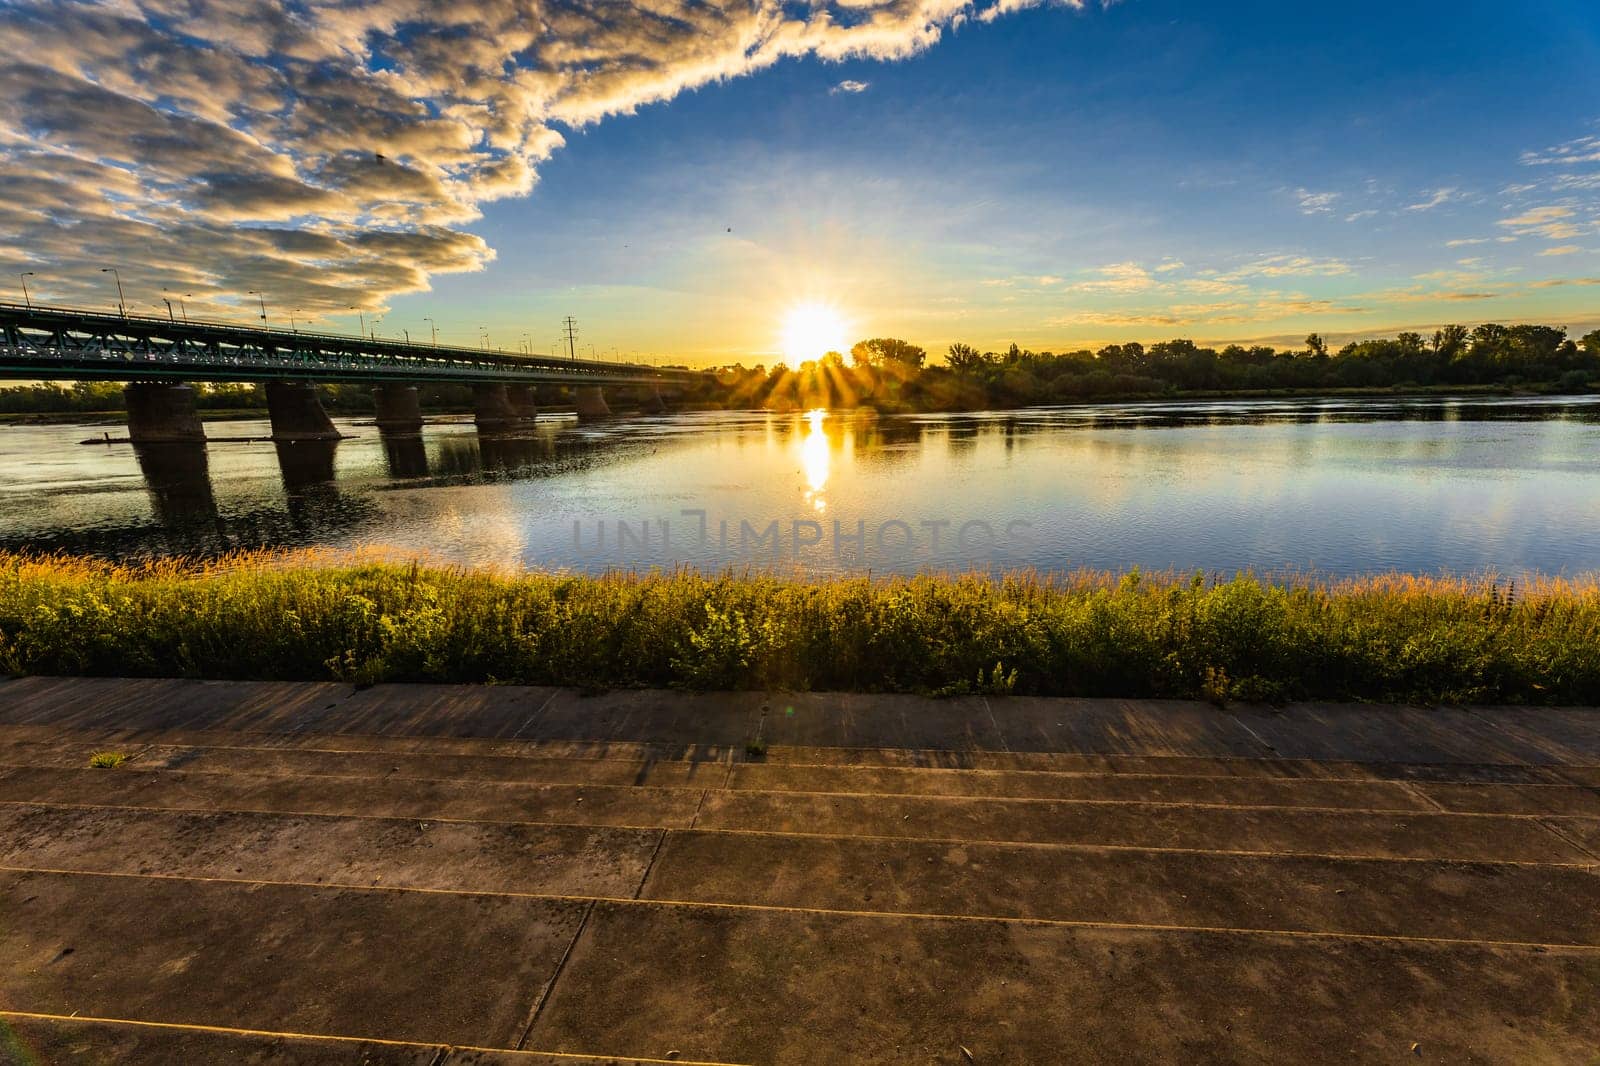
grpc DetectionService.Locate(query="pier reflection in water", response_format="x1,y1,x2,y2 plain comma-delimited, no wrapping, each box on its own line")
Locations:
1,395,1598,576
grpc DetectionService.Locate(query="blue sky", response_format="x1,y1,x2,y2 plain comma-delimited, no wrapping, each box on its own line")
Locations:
408,0,1600,362
4,0,1599,364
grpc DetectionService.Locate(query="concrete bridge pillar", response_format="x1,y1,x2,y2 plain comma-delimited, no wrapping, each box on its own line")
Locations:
265,382,341,441
124,382,206,444
506,383,539,422
473,383,521,433
574,385,612,421
372,385,424,434
639,385,668,415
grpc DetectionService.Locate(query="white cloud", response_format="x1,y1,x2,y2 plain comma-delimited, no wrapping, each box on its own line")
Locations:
1344,209,1378,222
1538,245,1584,256
1445,238,1490,247
831,80,871,95
0,0,1059,314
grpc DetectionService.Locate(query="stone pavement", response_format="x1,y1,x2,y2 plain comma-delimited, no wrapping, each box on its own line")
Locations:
1,677,1598,1063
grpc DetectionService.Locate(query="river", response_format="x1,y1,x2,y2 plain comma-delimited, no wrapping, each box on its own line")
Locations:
1,395,1597,577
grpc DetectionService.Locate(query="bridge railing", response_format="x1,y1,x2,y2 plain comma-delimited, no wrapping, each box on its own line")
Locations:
0,300,701,380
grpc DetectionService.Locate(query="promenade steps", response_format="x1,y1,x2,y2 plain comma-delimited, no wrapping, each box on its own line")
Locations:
1,676,1598,1063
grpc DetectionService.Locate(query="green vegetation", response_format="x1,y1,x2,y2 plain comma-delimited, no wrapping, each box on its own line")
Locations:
3,552,1598,706
87,750,128,768
715,323,1600,411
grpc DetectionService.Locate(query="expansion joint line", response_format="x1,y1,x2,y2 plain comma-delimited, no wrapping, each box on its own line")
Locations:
515,897,596,1052
635,828,670,899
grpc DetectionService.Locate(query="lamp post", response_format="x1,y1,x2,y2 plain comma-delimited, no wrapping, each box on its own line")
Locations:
180,294,191,323
423,316,438,348
100,267,126,317
290,308,304,332
19,271,34,309
349,306,365,339
247,290,267,325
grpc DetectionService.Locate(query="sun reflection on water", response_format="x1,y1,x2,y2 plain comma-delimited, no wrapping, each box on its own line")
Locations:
800,408,829,512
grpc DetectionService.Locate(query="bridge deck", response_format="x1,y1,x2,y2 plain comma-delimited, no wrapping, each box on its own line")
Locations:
0,303,704,386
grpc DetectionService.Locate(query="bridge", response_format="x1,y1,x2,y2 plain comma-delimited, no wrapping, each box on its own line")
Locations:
0,302,709,442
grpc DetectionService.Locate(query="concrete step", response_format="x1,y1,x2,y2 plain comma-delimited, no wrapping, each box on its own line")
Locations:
3,802,1596,946
8,869,1599,1065
0,869,586,1050
530,900,1600,1064
0,767,703,829
7,718,1597,788
1,1013,714,1065
8,732,1600,816
692,789,1591,863
0,803,660,899
1,762,1591,862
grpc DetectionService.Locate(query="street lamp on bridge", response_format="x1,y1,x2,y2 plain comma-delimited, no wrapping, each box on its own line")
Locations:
100,268,126,317
246,291,268,325
290,308,304,332
423,316,438,348
349,306,366,339
19,272,34,309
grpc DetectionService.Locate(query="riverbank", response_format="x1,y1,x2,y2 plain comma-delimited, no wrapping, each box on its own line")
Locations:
3,552,1597,704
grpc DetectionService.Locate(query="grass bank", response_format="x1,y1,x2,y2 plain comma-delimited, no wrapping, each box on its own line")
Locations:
2,551,1597,705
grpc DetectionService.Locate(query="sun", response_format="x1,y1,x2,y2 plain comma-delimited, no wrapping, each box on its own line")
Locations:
780,302,850,365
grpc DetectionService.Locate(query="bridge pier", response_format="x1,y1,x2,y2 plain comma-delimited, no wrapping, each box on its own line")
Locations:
574,385,612,421
372,385,424,435
473,383,522,433
124,382,206,444
639,385,668,415
265,382,341,441
506,383,539,422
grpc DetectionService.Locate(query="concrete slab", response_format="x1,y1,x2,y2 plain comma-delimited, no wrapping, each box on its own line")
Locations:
1460,706,1600,764
727,763,1435,810
642,830,1600,944
0,677,354,734
529,902,1600,1064
0,1014,438,1065
95,744,723,790
1231,702,1577,765
0,869,586,1047
754,743,1579,782
325,683,561,739
1417,782,1600,817
0,804,660,897
1547,818,1600,860
0,767,704,828
991,696,1274,756
525,689,763,755
0,1015,715,1065
692,790,1589,862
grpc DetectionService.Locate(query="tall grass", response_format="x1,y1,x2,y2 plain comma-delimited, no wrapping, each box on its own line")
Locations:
1,549,1598,704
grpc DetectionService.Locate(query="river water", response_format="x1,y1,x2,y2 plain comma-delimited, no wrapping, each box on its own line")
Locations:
1,395,1598,577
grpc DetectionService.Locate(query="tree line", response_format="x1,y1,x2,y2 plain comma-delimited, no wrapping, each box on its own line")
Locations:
715,324,1600,412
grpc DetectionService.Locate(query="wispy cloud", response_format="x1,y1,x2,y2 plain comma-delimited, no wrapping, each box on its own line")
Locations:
1295,188,1340,215
1520,134,1600,166
1405,187,1465,212
1344,209,1378,222
831,80,871,95
1497,205,1585,240
1538,245,1584,256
